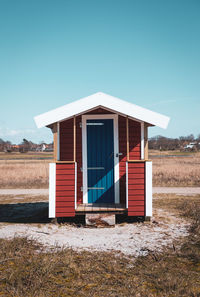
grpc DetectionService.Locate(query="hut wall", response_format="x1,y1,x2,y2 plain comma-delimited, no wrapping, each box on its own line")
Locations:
60,119,74,161
127,162,145,216
56,163,75,217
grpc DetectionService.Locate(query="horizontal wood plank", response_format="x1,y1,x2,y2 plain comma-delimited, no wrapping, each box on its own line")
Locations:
56,164,75,170
56,180,75,186
56,175,75,180
128,200,144,206
56,185,75,191
56,212,75,217
56,201,75,207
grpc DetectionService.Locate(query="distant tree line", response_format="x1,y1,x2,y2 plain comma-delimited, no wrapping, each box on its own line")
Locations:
149,134,200,151
1,134,200,152
0,138,53,153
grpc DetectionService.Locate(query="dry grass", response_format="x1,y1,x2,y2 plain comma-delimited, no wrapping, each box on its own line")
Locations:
0,195,199,296
151,151,200,186
1,151,200,188
0,160,50,188
0,152,53,160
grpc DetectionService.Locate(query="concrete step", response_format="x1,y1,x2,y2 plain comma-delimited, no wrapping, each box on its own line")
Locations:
85,213,115,227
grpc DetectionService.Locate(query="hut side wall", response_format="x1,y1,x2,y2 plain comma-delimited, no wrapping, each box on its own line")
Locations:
56,163,75,217
127,162,145,216
129,119,141,160
60,119,74,161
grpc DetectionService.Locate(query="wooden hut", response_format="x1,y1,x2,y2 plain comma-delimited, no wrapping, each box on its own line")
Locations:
34,92,169,220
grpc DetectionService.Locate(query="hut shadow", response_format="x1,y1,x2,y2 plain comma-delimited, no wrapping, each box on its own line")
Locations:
0,202,50,224
0,202,86,226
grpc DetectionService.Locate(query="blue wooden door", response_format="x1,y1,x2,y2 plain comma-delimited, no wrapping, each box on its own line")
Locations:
87,119,114,203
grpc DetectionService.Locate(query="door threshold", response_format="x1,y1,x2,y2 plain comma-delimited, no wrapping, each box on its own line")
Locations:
76,203,126,214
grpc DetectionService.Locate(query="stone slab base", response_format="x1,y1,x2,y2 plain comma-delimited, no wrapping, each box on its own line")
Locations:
85,213,115,227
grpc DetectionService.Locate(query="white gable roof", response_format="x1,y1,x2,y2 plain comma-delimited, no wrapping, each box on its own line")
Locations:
34,92,170,129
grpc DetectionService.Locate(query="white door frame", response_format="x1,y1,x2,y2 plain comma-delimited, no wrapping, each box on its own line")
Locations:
82,114,119,204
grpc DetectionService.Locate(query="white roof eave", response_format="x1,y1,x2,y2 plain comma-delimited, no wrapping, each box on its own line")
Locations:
34,92,170,129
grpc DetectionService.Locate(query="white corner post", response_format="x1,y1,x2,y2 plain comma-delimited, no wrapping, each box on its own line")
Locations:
126,161,128,209
145,161,152,218
75,162,77,210
49,163,56,218
141,122,144,160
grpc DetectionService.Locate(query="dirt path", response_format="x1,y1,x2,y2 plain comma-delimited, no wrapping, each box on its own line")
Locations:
153,187,200,195
0,189,49,195
0,187,200,196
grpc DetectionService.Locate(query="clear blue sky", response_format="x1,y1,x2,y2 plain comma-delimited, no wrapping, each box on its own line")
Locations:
0,0,199,144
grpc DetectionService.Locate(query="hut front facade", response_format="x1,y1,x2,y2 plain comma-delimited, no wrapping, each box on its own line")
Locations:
34,92,169,220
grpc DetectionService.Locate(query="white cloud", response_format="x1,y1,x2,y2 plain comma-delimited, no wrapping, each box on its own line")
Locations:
0,127,36,137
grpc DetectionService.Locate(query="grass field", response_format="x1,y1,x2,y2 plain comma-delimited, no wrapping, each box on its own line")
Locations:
0,152,53,160
0,160,50,188
0,194,199,296
0,150,200,188
150,150,200,187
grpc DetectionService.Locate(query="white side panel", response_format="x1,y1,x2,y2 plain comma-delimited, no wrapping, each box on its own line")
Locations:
141,122,144,160
145,161,152,217
126,161,128,209
49,163,56,218
75,162,77,209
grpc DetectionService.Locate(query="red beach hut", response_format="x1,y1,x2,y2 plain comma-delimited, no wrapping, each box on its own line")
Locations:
34,92,169,220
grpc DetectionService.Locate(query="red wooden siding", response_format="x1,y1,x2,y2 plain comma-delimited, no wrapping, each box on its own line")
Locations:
56,163,75,217
118,117,142,204
60,119,74,161
57,114,143,210
129,119,141,160
85,107,112,114
128,162,145,216
76,116,83,204
118,116,127,204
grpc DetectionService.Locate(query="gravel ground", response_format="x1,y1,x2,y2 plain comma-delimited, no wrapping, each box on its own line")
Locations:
1,187,200,195
0,187,192,256
0,208,188,257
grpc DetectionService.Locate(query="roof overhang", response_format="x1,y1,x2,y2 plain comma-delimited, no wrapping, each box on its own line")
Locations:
34,92,170,129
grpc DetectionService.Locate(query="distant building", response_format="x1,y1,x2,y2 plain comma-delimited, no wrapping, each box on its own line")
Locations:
184,142,197,150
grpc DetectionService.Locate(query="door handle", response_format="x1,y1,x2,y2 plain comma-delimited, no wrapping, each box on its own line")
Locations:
116,153,123,157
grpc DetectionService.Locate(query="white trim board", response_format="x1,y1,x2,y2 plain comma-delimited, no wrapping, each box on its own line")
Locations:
34,92,170,129
145,161,152,217
126,161,128,209
141,122,144,160
49,163,56,218
82,114,119,204
74,162,77,210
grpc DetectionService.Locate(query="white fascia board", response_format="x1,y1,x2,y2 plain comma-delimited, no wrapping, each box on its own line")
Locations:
34,92,170,129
